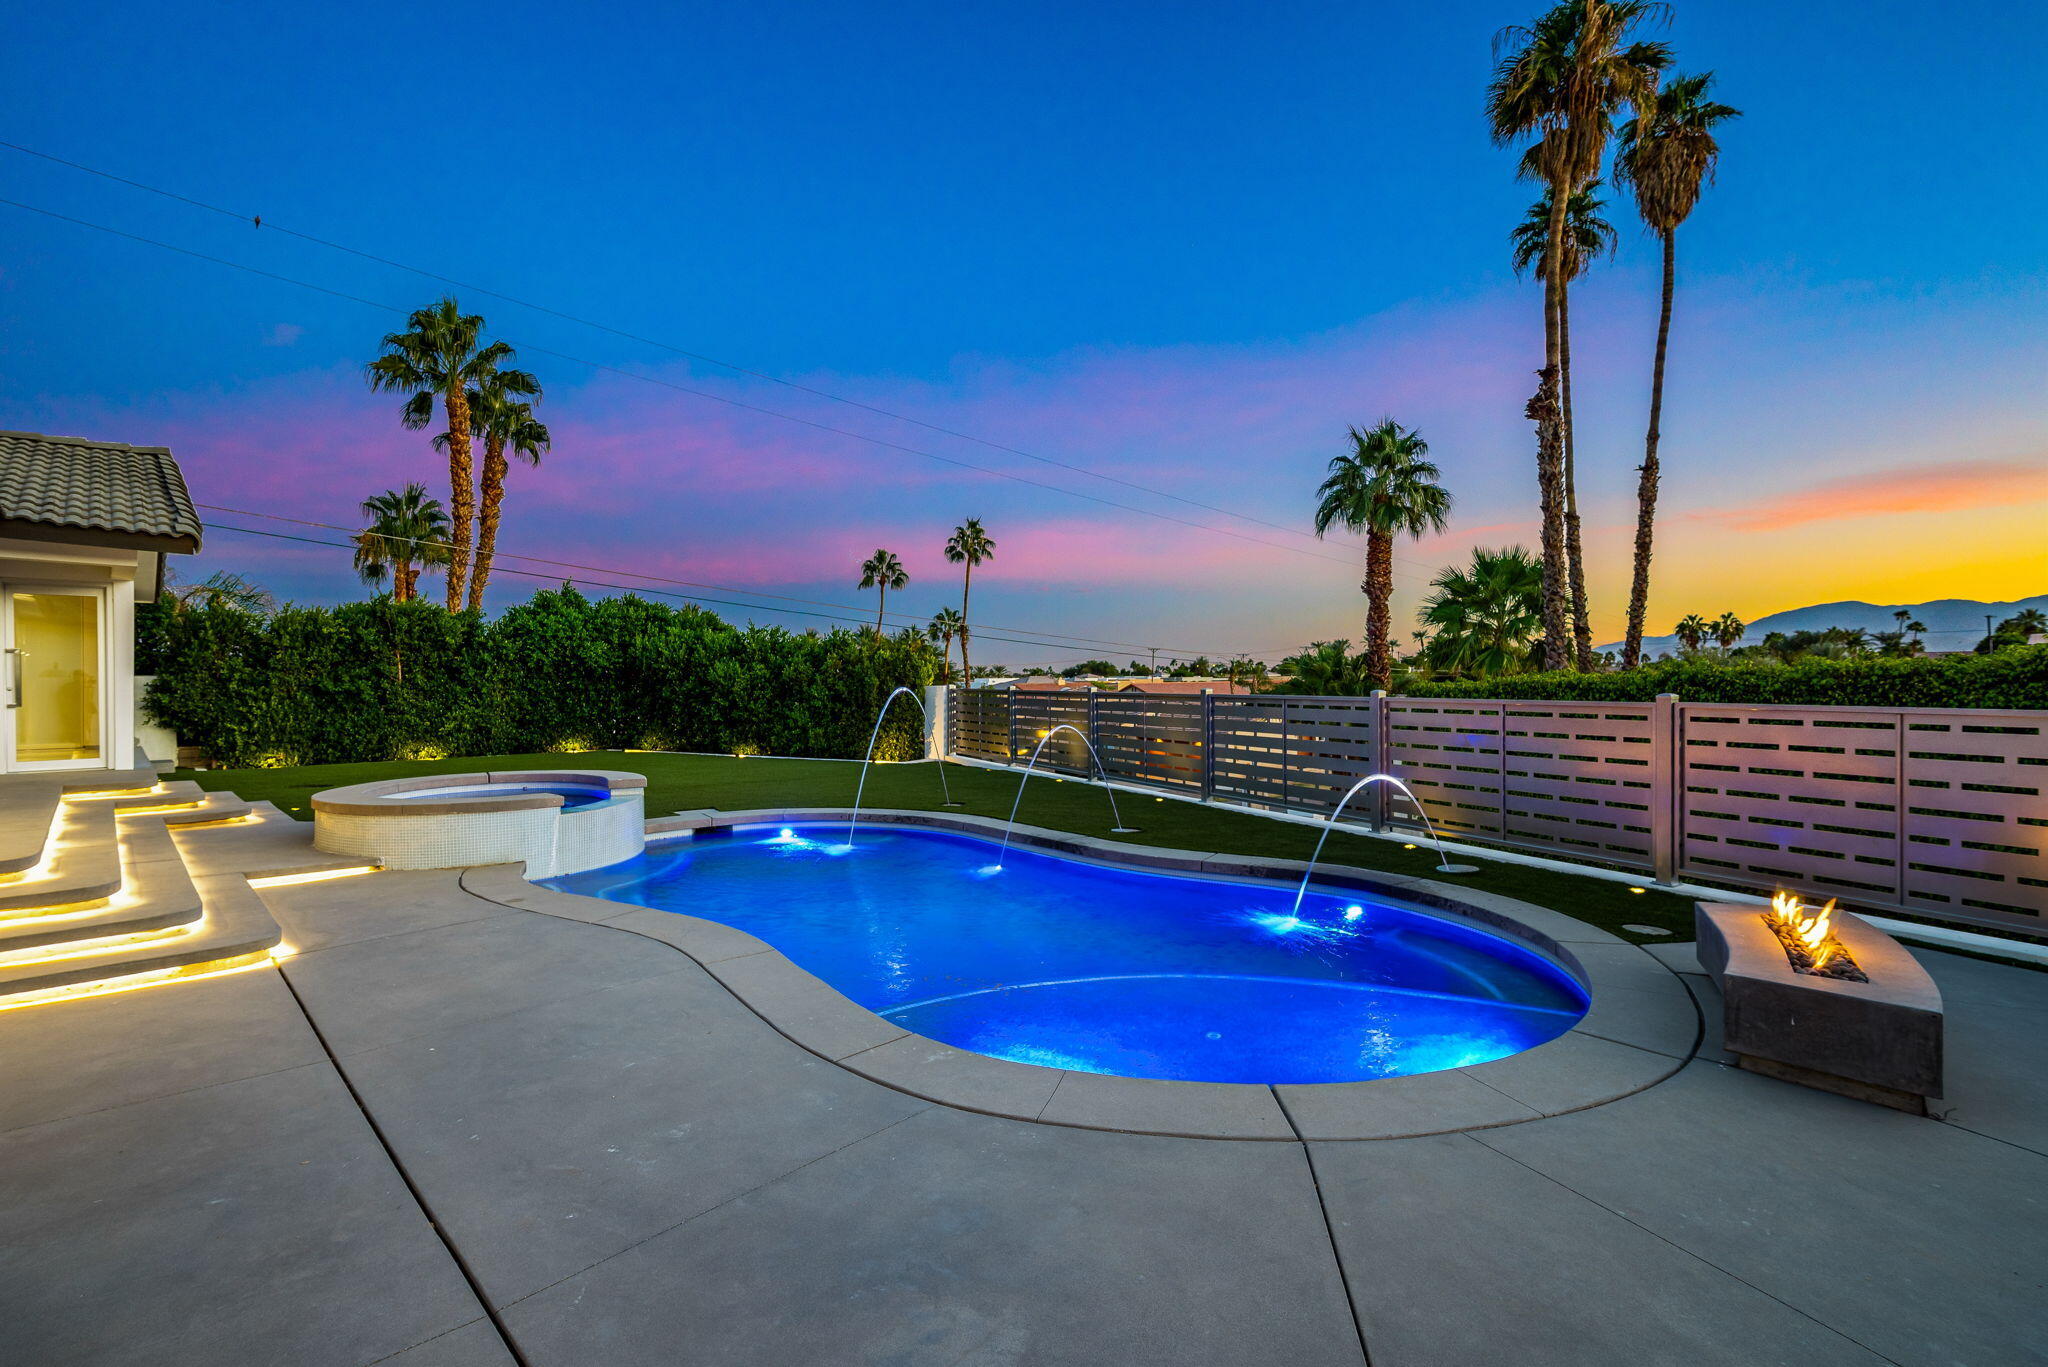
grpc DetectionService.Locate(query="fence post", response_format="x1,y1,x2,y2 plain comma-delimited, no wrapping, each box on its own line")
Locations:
1088,690,1101,779
1278,697,1291,811
1368,690,1388,831
923,685,948,760
1006,689,1020,766
1652,693,1679,884
1201,690,1215,802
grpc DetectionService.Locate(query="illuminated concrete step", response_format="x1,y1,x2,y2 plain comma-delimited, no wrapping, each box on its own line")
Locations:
62,779,210,814
0,785,62,878
156,793,255,827
0,870,280,1003
0,802,122,916
0,817,203,954
0,769,193,880
171,802,379,882
57,768,168,797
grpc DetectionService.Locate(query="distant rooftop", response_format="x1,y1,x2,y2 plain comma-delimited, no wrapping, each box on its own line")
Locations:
0,430,202,553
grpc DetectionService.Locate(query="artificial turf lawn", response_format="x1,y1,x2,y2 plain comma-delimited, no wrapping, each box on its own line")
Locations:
178,751,1698,943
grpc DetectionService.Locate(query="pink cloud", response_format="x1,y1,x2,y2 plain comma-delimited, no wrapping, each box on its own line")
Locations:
1693,458,2047,533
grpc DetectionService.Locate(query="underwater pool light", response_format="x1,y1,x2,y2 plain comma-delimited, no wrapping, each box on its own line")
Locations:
1343,904,1364,921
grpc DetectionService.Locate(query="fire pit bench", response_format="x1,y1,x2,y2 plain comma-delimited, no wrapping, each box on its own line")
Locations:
1694,901,1944,1114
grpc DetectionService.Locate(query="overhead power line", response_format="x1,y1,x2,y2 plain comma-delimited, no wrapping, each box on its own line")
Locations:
194,502,1275,659
0,142,1450,586
0,140,1344,548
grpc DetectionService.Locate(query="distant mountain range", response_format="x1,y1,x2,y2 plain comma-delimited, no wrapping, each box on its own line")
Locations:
1603,595,2048,657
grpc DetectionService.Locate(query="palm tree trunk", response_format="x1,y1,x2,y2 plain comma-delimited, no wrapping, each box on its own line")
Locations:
1561,282,1592,670
1365,530,1394,691
875,584,887,638
959,566,973,684
442,388,475,611
467,434,507,613
1534,190,1571,671
1623,229,1676,669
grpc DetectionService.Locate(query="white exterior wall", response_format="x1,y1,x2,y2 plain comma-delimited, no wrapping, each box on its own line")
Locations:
0,536,144,772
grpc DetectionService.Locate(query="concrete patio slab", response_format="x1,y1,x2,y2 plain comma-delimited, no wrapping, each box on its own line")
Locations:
1476,1059,2048,1367
1564,940,1702,1058
0,965,322,1134
460,865,634,924
1914,949,2048,1153
335,962,931,1306
601,903,779,963
500,1105,1364,1367
1313,1130,1887,1366
379,1318,518,1366
261,866,517,955
1277,1067,1542,1140
279,901,691,1057
1458,1028,1684,1115
703,947,911,1059
840,1033,1066,1116
1036,1069,1295,1139
0,1063,487,1367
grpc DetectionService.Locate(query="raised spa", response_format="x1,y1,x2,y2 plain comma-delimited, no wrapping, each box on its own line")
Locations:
312,769,647,876
544,822,1588,1085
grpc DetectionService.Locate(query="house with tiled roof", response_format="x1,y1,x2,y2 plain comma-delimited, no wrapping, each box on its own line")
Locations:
0,431,202,772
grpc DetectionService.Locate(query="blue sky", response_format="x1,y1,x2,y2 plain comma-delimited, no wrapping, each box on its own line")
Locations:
3,2,2043,662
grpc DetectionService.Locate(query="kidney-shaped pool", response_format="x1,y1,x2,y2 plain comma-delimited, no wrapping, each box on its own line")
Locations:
542,822,1588,1085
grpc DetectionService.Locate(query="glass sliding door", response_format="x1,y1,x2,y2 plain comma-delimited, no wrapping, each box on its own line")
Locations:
4,587,105,769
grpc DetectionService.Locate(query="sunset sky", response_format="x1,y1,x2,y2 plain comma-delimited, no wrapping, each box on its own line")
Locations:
3,1,2043,665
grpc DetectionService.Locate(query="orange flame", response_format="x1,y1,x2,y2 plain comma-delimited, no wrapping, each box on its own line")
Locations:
1769,891,1839,970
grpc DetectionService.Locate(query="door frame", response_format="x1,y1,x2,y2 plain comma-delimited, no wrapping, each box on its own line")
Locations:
2,581,113,773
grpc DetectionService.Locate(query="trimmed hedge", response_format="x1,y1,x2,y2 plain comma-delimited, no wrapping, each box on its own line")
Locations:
142,587,937,767
1399,645,2048,709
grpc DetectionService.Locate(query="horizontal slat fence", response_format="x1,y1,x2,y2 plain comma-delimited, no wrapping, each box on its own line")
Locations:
947,687,2046,934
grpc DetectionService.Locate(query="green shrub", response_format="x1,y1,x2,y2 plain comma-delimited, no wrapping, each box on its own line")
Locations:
142,587,937,766
1400,645,2048,709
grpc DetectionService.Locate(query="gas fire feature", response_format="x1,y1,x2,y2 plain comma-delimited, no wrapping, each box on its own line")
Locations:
1695,897,1944,1114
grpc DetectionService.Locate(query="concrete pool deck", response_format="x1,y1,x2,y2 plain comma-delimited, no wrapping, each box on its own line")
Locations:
3,840,2045,1363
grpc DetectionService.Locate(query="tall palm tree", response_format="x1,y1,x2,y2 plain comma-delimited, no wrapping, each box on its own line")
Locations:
1490,0,1669,669
460,379,548,612
1711,611,1745,651
1511,181,1617,670
1615,71,1740,667
927,607,966,683
1312,421,1453,690
1672,613,1710,653
858,549,908,636
353,484,452,603
365,298,532,609
1419,546,1546,679
944,520,995,682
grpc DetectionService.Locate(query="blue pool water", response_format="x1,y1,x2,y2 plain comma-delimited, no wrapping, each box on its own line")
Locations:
398,782,613,809
543,824,1587,1084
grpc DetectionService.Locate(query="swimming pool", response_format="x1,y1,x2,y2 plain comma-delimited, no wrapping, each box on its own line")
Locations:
543,823,1588,1085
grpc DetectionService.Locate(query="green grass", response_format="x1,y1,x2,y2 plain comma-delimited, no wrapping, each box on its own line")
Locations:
178,750,1700,943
